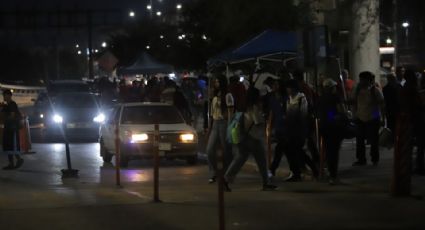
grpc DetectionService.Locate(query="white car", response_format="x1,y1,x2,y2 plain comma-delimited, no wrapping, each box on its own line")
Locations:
99,102,198,167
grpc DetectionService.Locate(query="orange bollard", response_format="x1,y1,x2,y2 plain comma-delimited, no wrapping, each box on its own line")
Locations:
19,115,34,154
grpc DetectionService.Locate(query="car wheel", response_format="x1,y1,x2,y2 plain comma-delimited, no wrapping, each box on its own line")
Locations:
100,140,113,163
186,156,198,165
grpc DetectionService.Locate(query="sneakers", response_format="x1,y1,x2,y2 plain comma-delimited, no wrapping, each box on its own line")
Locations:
208,177,216,184
15,158,24,169
285,175,302,182
352,161,367,166
2,164,15,170
262,184,277,191
223,181,232,192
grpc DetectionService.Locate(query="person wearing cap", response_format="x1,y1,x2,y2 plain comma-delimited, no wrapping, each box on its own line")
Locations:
318,79,345,184
352,71,385,166
1,89,24,170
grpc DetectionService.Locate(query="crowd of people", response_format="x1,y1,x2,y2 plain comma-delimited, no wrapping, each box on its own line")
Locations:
204,67,425,191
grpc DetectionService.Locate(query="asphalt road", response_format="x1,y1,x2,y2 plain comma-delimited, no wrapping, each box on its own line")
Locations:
0,129,425,230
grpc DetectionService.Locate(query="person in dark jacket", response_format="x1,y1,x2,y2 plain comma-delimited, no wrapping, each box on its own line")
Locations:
383,74,401,136
1,90,24,170
318,79,345,184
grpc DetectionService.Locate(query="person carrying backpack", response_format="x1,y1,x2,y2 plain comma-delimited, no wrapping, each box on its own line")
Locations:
1,89,24,170
352,71,385,166
224,87,277,191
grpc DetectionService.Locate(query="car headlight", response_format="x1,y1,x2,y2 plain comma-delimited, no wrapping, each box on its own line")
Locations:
180,133,195,143
93,113,106,123
53,114,63,123
131,133,149,143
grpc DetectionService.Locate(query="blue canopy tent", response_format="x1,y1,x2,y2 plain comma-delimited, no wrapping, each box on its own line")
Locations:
117,52,174,75
207,30,299,67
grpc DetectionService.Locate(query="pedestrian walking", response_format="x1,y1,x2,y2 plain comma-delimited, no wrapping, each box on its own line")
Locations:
206,76,234,183
268,79,288,177
224,87,277,191
1,90,24,170
318,79,345,184
382,74,401,137
283,79,317,181
352,71,385,166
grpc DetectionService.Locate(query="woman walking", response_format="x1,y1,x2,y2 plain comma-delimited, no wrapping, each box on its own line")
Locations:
1,89,24,170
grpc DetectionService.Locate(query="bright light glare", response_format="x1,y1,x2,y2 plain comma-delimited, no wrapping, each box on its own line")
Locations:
53,114,63,123
77,50,82,55
386,38,392,44
180,133,194,142
101,42,107,48
75,44,79,48
40,114,44,119
202,34,207,40
131,133,149,143
160,35,164,39
129,11,135,17
176,4,182,9
146,45,150,50
402,22,409,28
147,5,152,10
156,11,162,16
169,73,176,78
93,113,106,123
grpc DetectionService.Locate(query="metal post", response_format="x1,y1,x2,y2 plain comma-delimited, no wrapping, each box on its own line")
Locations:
153,124,161,202
115,122,121,187
87,10,94,79
61,125,79,178
217,148,225,230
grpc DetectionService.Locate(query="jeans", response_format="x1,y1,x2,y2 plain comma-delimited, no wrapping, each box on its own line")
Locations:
225,135,269,185
356,119,380,163
323,132,343,179
206,120,231,178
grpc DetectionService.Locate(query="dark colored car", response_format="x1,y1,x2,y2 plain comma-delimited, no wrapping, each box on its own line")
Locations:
42,92,104,141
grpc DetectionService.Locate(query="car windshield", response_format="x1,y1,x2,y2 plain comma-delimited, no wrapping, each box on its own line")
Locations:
121,105,184,124
48,83,90,95
55,94,97,108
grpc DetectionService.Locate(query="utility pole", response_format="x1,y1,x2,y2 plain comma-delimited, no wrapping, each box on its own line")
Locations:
87,10,94,79
393,0,398,69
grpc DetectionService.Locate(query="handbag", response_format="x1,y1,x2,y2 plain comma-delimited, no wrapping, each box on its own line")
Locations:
334,113,357,139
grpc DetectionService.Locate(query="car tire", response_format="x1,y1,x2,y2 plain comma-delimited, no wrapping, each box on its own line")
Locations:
186,156,198,165
100,139,113,163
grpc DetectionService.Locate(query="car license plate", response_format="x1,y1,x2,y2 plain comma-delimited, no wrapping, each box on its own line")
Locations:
66,123,90,128
159,143,171,151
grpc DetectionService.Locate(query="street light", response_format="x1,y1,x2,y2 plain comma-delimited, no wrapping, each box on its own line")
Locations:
77,50,82,55
101,42,107,48
402,21,409,46
75,44,79,48
176,4,182,10
386,37,392,45
156,11,162,16
147,5,152,10
146,45,150,50
160,35,164,39
129,11,135,18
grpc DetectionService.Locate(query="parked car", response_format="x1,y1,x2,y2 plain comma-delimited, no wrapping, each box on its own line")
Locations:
42,92,104,141
99,102,198,167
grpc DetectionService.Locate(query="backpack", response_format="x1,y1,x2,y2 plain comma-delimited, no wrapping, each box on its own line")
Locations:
226,111,255,144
